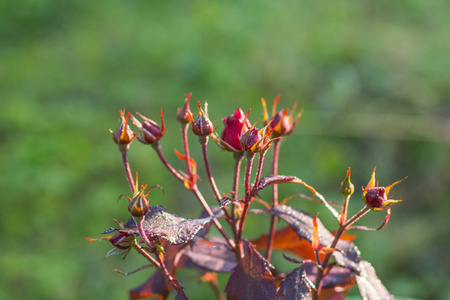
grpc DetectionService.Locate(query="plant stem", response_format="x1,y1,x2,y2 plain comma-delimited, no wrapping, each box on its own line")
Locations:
265,138,282,261
181,124,193,176
151,141,184,183
151,140,235,250
312,205,371,299
199,136,231,220
237,153,255,258
119,146,135,193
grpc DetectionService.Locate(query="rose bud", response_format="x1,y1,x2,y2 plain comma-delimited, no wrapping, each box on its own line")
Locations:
362,167,407,211
191,101,214,137
177,93,192,125
239,116,278,154
262,95,302,137
340,167,355,196
214,109,251,152
131,109,165,144
110,110,137,149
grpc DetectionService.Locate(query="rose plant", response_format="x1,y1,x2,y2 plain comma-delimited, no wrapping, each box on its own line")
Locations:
88,94,406,300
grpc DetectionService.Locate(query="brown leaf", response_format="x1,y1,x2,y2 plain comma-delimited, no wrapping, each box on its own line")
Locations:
251,226,317,260
275,264,312,300
304,264,356,291
252,175,316,197
356,261,395,300
225,242,276,300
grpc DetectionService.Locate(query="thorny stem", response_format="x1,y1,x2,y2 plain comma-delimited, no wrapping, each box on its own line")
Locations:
119,146,135,193
200,136,232,220
133,241,161,269
342,194,351,225
151,140,235,250
231,153,243,227
312,205,371,299
265,138,282,261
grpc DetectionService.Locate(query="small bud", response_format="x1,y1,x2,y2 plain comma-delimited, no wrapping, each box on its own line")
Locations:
131,110,165,144
110,232,134,250
110,110,137,147
340,167,354,196
191,101,214,136
262,96,302,137
362,167,407,211
128,187,150,218
177,93,192,125
239,112,278,154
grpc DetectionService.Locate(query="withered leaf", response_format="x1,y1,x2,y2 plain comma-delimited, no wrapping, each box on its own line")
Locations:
356,261,395,300
275,264,312,300
253,205,361,270
225,242,276,300
182,237,237,273
122,205,219,245
129,271,170,300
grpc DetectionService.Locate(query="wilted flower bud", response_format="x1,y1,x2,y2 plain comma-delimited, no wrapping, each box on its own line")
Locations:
131,110,165,144
362,167,407,211
220,109,251,152
191,101,214,137
177,93,192,125
262,95,302,137
110,232,134,250
110,110,137,148
340,167,354,196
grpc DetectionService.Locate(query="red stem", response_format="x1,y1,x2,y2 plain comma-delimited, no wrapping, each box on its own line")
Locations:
120,146,135,193
265,138,282,261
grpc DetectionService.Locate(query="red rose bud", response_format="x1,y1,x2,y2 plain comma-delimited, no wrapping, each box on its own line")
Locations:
191,101,214,136
262,96,302,137
240,127,262,152
110,232,134,250
110,110,137,147
362,167,407,211
131,110,165,144
220,109,252,151
177,93,192,125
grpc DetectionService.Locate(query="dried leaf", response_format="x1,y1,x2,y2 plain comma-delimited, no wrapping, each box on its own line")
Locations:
182,237,237,273
275,264,312,300
251,226,317,260
129,271,169,300
225,242,276,300
122,205,219,245
254,205,361,270
356,261,395,300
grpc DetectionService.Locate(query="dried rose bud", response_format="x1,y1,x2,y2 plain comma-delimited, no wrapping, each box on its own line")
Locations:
191,101,214,136
219,109,251,152
131,110,165,144
262,95,302,137
177,93,192,125
110,110,137,147
110,232,134,250
362,167,407,211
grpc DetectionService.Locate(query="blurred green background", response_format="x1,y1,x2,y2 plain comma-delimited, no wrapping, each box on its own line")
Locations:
1,0,449,299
